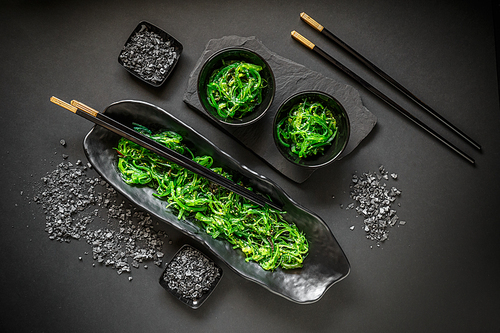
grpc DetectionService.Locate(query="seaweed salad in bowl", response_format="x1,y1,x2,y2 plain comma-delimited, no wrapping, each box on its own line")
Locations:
83,100,349,303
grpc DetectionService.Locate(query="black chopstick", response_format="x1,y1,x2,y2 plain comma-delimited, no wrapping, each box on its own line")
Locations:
300,12,481,151
290,31,475,165
50,97,283,211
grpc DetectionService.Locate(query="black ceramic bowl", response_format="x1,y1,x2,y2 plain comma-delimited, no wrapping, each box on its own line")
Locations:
83,100,350,304
159,244,223,309
273,91,350,168
118,21,183,87
197,48,275,126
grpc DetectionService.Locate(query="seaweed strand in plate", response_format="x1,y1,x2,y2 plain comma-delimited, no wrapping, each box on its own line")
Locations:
276,98,338,158
115,124,308,271
207,61,265,119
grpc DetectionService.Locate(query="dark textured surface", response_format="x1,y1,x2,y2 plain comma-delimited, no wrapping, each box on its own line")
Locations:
1,1,499,332
84,100,349,304
184,35,377,182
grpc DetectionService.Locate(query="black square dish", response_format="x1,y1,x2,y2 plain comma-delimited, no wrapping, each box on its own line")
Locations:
118,21,183,87
159,245,223,309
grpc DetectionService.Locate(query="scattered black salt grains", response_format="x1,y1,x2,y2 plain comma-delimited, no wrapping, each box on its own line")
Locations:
33,160,168,276
162,246,221,303
347,165,405,244
119,30,177,85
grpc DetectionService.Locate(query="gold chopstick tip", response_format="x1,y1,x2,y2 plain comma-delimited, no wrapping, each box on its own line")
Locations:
300,12,324,32
71,100,99,117
291,31,315,50
50,96,77,113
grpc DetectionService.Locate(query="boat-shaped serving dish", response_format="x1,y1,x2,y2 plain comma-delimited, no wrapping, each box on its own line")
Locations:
83,100,350,304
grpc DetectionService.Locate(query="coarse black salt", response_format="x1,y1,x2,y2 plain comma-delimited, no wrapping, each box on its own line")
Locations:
349,165,406,244
118,22,182,87
160,245,222,309
32,160,169,277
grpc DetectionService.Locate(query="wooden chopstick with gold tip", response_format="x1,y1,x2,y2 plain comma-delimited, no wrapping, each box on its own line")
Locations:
290,31,475,165
300,12,481,151
49,96,283,210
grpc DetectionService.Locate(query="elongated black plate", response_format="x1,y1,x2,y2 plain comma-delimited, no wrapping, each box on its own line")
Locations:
83,100,350,304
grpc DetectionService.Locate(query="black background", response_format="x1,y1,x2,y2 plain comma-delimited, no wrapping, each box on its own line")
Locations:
1,0,499,332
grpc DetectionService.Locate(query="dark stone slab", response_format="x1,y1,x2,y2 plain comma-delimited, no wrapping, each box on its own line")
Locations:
183,35,377,183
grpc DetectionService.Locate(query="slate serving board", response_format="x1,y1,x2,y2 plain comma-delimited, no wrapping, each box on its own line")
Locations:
183,36,377,183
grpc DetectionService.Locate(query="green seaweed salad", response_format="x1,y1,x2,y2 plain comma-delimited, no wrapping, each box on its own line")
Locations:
207,61,265,119
116,124,308,271
276,98,339,158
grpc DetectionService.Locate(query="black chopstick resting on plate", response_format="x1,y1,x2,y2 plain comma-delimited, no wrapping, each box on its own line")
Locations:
290,31,475,165
49,97,283,211
299,12,481,151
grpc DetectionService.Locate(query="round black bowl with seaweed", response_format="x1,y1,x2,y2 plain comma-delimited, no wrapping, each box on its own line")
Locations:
273,91,350,168
197,48,275,126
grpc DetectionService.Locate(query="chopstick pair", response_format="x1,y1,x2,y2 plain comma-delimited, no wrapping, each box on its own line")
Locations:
49,97,283,211
292,13,480,164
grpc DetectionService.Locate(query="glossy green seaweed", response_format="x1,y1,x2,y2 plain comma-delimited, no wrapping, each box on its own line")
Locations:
276,98,339,159
116,124,308,271
206,61,265,119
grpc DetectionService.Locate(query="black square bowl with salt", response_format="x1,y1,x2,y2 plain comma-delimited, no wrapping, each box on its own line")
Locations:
159,245,223,309
118,21,183,87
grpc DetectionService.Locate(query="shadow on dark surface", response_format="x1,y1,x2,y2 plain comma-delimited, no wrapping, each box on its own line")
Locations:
494,0,500,101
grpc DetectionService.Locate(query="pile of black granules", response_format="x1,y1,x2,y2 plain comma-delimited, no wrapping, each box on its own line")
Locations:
33,160,169,276
119,30,177,84
162,246,221,300
348,165,405,243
